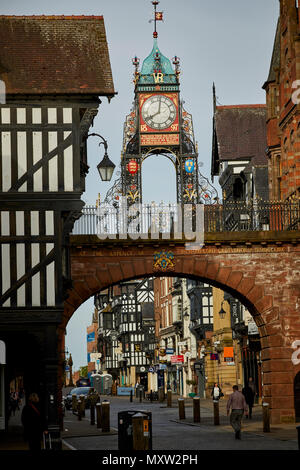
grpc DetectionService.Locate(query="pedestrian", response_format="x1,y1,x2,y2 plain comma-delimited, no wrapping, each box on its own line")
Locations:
211,382,223,401
242,381,255,419
135,380,140,398
248,377,256,401
227,385,248,440
21,392,48,451
9,392,18,416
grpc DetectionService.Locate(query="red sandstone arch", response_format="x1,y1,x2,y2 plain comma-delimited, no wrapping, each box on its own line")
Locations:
59,235,300,424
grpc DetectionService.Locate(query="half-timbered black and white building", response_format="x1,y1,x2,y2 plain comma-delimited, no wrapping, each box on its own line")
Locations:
95,278,156,389
0,16,115,443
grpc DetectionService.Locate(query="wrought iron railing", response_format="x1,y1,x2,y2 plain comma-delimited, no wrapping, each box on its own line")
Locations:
72,201,300,236
204,201,300,232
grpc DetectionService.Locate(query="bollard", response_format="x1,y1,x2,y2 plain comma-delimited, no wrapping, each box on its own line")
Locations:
213,400,220,425
178,398,185,420
158,387,164,403
101,401,110,432
139,389,142,403
132,413,150,450
90,403,95,425
167,390,172,408
296,425,300,450
150,390,153,403
80,395,85,418
130,390,133,402
262,402,270,432
96,403,102,429
193,397,201,423
77,400,82,421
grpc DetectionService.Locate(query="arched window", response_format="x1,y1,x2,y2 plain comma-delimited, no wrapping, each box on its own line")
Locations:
233,177,245,201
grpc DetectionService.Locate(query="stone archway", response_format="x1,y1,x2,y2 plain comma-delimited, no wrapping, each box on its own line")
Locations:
59,235,300,424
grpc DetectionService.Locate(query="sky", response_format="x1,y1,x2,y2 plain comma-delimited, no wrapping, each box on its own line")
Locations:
1,0,279,370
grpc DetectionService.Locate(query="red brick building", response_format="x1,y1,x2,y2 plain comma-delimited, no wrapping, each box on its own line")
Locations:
263,0,300,201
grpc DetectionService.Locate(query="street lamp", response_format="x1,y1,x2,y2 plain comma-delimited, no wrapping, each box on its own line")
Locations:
219,300,227,319
87,133,115,182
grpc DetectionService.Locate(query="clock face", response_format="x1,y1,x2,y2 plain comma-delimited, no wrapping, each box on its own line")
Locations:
141,94,177,130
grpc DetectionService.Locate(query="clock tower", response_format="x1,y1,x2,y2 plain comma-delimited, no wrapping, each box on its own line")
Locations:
106,1,217,208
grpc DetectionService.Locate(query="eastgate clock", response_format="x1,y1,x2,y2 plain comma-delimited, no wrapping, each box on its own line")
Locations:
141,94,176,130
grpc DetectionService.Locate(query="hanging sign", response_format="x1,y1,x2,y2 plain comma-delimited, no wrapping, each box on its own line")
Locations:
224,347,234,358
248,321,259,336
127,159,139,174
171,355,184,364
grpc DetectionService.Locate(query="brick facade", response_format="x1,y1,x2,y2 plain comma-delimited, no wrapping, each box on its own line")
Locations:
263,0,300,201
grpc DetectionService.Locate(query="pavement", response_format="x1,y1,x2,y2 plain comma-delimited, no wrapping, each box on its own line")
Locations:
1,395,299,451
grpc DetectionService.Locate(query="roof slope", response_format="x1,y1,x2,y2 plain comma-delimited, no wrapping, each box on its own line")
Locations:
213,104,267,163
264,17,280,86
0,15,115,96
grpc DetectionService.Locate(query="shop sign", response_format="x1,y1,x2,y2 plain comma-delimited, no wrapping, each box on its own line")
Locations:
210,353,219,361
224,358,235,365
224,347,234,358
166,348,174,354
171,355,184,364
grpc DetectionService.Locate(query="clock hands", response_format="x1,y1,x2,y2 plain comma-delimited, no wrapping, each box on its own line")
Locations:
148,96,162,119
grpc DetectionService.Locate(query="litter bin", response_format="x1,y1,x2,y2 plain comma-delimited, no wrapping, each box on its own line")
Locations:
118,410,152,450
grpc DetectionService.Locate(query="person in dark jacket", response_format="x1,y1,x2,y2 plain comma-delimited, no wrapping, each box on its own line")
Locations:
211,383,224,401
242,381,255,419
21,393,48,451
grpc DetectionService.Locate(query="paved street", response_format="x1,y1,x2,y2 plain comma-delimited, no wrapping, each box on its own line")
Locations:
61,395,299,451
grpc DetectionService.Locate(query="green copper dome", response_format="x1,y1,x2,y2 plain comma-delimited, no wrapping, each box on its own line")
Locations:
138,38,177,86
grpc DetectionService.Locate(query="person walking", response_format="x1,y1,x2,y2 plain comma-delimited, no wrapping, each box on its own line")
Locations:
9,391,19,417
242,381,255,419
21,393,48,451
227,385,248,439
211,382,223,401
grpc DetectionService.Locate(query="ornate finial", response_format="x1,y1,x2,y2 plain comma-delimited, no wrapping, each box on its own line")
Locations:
132,56,140,84
150,1,163,39
213,82,217,112
132,56,140,71
172,56,180,80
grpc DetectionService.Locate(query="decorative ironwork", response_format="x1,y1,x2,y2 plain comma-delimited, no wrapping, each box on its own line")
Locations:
198,171,219,205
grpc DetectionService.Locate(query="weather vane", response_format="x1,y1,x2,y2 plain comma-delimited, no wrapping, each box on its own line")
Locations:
149,0,164,38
